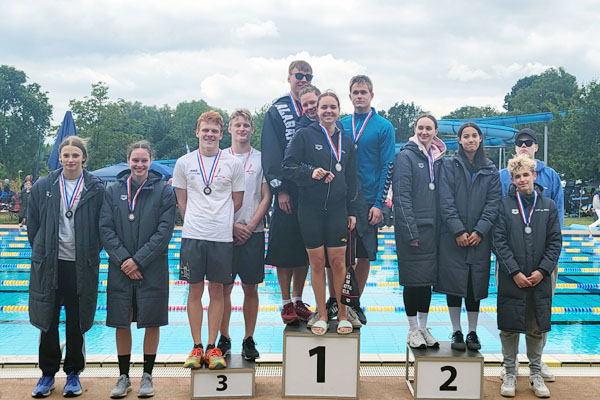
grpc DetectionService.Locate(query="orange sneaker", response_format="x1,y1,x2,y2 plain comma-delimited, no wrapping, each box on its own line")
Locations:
183,347,205,369
206,347,227,370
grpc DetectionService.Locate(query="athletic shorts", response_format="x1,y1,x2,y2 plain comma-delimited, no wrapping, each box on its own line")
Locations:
355,225,378,261
265,192,308,268
179,238,233,284
297,203,348,249
231,231,265,285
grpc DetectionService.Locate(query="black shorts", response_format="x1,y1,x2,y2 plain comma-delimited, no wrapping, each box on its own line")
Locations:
325,228,356,268
231,232,265,285
179,238,233,284
297,203,348,249
265,193,308,268
355,225,378,261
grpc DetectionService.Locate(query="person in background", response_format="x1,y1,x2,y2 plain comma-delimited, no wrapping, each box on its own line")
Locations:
588,187,600,236
18,180,33,228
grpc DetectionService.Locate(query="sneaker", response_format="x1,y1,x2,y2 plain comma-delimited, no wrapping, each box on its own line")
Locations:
32,376,55,398
63,373,82,397
326,297,338,319
281,302,300,324
217,335,231,355
500,362,520,380
407,329,427,349
138,372,154,398
465,331,482,350
540,362,556,382
242,336,260,361
420,328,440,348
307,311,321,328
450,331,466,351
110,374,131,398
529,374,551,398
206,346,227,370
294,300,313,322
183,347,205,369
500,374,516,397
352,304,367,325
346,306,362,328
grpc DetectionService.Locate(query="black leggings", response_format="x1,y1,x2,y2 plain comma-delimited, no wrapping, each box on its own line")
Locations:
446,271,480,312
403,286,432,316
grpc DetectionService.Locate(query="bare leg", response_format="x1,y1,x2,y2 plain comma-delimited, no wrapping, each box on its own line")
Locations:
219,284,234,339
292,265,309,298
143,327,160,354
327,246,347,322
306,247,327,323
355,258,371,296
116,327,132,356
242,284,259,338
277,267,293,301
207,281,224,345
187,283,205,345
326,268,336,298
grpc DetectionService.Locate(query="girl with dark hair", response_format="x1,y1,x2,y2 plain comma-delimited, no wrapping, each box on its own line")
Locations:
435,122,501,350
100,140,177,398
28,136,105,398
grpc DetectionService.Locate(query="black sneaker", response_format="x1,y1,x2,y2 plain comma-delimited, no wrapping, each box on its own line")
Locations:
352,304,367,325
217,335,231,355
326,297,338,319
450,330,466,351
242,336,259,361
465,331,481,351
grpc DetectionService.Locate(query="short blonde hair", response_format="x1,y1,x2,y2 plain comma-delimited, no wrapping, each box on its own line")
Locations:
229,108,253,128
507,155,537,177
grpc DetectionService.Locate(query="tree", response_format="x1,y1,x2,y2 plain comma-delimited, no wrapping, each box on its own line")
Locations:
379,101,423,143
442,105,502,119
0,65,52,178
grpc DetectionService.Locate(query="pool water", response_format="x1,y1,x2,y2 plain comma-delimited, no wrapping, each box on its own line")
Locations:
2,228,600,356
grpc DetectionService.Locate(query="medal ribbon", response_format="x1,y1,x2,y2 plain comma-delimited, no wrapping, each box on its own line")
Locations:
516,190,537,227
288,92,302,118
319,123,342,163
127,176,147,213
197,149,222,188
60,172,84,213
351,109,373,145
427,149,435,184
228,147,252,170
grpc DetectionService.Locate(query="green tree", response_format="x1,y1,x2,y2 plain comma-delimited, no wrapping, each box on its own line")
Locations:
442,105,502,119
159,100,212,158
0,65,52,178
379,101,423,143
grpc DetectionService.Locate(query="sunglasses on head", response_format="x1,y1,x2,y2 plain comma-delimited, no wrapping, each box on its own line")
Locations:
516,139,535,147
294,72,313,81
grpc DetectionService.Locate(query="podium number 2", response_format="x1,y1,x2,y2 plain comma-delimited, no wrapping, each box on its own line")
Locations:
216,375,228,391
309,346,325,383
439,366,457,391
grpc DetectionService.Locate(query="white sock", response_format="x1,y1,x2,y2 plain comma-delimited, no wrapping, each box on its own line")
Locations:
417,312,428,330
292,296,301,304
283,298,292,306
408,316,418,331
467,311,479,333
449,307,462,332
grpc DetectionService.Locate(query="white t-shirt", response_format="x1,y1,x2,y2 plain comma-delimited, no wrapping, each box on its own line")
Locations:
173,150,245,242
58,177,83,261
226,147,267,233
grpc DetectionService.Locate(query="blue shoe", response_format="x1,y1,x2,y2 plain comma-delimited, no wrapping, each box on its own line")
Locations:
63,373,82,397
32,376,55,398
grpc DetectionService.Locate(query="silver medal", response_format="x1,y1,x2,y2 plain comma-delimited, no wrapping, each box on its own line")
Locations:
65,210,73,219
335,163,342,172
429,182,435,191
128,213,136,222
354,143,358,150
203,186,212,195
524,226,532,234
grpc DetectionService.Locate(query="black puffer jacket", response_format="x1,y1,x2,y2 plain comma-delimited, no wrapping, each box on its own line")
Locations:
27,169,104,333
435,155,501,300
100,170,176,328
282,121,358,215
492,184,562,333
393,138,445,286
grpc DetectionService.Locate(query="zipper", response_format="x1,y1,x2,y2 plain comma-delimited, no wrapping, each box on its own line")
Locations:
323,136,333,211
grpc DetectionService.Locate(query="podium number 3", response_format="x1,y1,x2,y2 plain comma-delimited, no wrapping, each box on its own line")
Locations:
216,375,228,391
439,366,457,391
309,346,326,383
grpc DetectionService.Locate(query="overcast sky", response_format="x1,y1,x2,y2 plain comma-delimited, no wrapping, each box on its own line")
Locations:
2,0,600,125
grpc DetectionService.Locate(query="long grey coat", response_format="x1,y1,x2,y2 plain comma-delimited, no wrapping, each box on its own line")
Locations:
27,169,105,333
435,155,501,300
492,185,562,333
100,170,176,328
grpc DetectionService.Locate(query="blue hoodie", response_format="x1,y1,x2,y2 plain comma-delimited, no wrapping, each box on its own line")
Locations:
499,160,564,227
341,108,395,209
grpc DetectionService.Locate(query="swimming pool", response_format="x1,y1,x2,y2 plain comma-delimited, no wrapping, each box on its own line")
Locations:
2,227,600,357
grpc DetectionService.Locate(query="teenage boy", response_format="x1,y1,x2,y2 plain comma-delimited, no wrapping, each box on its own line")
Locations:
173,111,245,370
499,128,564,382
340,75,395,324
493,155,561,398
218,109,270,361
261,60,313,324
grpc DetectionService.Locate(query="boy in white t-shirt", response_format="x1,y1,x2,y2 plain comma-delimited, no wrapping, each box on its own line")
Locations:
172,111,245,370
217,109,271,361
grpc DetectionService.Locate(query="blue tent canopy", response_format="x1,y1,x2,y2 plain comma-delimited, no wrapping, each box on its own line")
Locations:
90,162,173,182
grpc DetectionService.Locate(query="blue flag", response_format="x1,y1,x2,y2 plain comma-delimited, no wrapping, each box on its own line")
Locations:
48,111,78,170
185,141,191,153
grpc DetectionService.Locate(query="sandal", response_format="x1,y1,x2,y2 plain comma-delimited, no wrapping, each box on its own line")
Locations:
337,319,353,335
311,320,328,336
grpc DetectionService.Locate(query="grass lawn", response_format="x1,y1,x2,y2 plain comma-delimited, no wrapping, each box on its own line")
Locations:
564,216,594,227
0,212,18,225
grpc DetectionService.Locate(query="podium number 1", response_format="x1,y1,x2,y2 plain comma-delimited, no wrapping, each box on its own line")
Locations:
439,366,457,391
309,346,325,383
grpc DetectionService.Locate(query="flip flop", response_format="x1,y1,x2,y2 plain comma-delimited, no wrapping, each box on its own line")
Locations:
337,319,353,335
311,320,328,336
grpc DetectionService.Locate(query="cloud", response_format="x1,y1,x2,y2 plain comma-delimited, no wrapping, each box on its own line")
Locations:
234,21,279,40
447,63,490,82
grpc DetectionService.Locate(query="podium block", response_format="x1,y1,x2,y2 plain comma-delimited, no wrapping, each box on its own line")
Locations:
191,354,255,398
405,342,483,399
283,321,360,398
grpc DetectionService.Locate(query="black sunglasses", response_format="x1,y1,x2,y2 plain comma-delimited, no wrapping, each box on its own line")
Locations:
516,139,535,147
294,72,313,81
